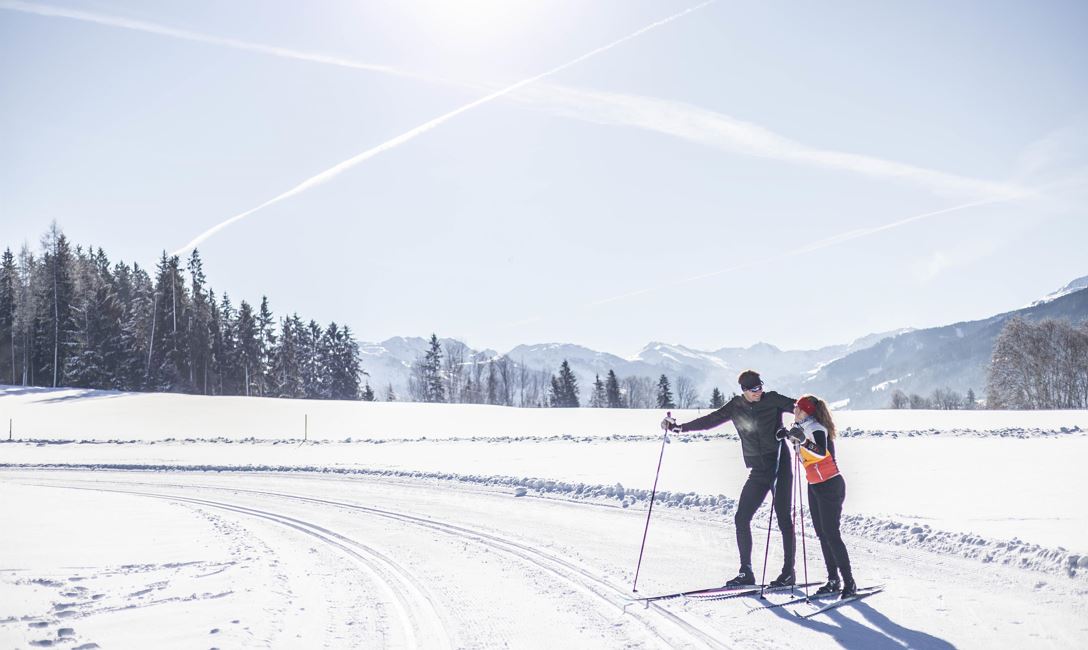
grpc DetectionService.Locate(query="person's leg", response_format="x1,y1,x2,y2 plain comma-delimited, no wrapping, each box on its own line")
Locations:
734,470,771,570
808,483,839,581
820,476,852,583
772,445,795,573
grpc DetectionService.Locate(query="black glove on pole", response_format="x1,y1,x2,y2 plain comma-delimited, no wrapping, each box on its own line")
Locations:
633,411,673,592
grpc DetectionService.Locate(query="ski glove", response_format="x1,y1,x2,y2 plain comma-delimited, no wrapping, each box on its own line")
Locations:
786,426,806,444
661,416,681,433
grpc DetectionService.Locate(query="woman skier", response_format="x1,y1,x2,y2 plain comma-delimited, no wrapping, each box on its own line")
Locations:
778,394,857,599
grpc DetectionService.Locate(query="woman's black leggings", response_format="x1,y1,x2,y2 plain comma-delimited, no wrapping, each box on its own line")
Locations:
807,474,852,581
733,444,794,572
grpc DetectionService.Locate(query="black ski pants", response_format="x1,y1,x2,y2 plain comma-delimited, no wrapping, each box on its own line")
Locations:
808,474,853,582
734,443,794,573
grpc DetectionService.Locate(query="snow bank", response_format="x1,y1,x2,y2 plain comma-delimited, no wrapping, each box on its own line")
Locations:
3,385,1087,441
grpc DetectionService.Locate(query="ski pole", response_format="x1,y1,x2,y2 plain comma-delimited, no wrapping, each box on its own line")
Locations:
795,446,809,599
759,440,784,598
633,411,672,592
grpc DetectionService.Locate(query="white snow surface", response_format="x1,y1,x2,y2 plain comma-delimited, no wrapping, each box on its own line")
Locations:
2,385,1088,648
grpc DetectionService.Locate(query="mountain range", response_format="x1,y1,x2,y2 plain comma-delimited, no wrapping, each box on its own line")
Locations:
361,276,1088,408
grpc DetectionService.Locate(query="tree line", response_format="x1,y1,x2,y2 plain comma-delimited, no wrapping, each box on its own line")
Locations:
0,224,364,400
887,387,978,410
404,335,726,409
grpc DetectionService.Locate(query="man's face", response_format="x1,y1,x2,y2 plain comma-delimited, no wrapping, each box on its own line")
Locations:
742,384,764,403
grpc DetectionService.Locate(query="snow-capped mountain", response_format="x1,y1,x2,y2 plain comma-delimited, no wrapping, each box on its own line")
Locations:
362,332,905,406
796,280,1088,408
362,276,1086,408
1031,274,1088,307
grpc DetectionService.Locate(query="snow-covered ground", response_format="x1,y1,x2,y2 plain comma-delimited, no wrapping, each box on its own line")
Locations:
2,386,1087,648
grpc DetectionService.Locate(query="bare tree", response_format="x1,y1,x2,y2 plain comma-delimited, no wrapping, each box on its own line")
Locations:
675,375,699,409
908,393,930,409
496,355,513,406
987,317,1088,409
930,387,963,410
516,359,530,407
622,375,656,408
443,340,466,403
889,389,909,409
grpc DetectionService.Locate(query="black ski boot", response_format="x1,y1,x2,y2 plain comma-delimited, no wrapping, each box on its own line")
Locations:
814,578,841,596
768,569,795,588
839,577,858,600
725,566,755,587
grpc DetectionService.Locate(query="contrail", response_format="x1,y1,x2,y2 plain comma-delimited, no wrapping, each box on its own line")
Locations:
587,196,1017,308
511,84,1031,201
0,0,443,85
169,1,716,256
7,1,1025,206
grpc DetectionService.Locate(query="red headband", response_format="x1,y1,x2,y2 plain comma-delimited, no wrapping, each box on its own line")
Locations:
796,397,817,416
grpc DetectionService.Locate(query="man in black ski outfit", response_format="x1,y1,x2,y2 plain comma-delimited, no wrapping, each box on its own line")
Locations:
663,370,797,587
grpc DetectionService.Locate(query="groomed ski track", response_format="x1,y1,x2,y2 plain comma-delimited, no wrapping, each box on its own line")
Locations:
3,467,1086,649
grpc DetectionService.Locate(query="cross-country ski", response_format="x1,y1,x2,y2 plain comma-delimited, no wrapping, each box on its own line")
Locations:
792,587,887,619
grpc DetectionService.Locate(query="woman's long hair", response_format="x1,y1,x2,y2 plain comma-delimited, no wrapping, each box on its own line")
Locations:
799,394,837,439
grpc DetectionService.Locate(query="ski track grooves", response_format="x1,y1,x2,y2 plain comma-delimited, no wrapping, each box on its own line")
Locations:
53,484,454,650
41,476,729,650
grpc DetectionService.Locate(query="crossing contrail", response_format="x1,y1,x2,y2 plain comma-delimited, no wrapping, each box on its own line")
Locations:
167,1,716,256
6,1,1025,208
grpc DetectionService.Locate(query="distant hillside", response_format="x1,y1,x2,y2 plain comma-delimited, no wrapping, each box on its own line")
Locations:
791,287,1088,409
361,331,903,406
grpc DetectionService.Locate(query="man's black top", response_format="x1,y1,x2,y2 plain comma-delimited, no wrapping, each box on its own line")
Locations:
680,391,796,469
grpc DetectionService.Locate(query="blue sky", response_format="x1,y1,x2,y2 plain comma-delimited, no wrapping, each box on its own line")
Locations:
2,0,1086,356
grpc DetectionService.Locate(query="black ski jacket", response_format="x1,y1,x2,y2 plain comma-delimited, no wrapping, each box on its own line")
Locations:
680,391,796,469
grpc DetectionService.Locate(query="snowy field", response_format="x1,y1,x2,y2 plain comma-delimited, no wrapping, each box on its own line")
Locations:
2,386,1087,649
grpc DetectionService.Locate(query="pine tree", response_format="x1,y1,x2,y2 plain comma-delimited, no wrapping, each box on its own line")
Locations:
271,315,304,398
216,294,240,394
590,374,606,407
384,382,397,402
709,387,725,408
301,320,324,398
422,333,445,403
13,246,36,386
187,250,213,394
235,300,259,396
605,369,622,408
361,381,375,401
256,296,276,396
149,253,191,391
67,248,123,388
33,225,77,387
322,323,362,399
117,262,154,390
965,388,977,410
0,249,16,384
550,360,579,407
656,374,675,409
